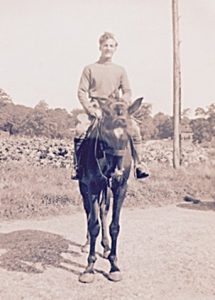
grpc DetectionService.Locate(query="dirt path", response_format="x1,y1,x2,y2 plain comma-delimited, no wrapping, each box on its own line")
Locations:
1,205,215,300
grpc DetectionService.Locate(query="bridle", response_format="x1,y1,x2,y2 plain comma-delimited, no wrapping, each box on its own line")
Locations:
97,115,128,157
94,113,129,185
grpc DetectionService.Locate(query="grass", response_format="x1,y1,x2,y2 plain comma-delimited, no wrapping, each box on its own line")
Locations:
0,161,214,220
0,162,81,220
126,163,215,208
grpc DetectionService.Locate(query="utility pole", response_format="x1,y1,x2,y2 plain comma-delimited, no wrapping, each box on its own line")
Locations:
172,0,182,168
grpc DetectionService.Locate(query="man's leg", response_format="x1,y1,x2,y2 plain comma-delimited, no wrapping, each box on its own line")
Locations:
71,113,91,180
71,137,85,180
130,119,149,179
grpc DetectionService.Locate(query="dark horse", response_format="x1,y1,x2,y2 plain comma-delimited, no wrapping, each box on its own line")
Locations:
77,96,143,283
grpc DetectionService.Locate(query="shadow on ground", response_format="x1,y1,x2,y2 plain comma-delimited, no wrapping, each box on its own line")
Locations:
0,230,85,275
177,196,215,211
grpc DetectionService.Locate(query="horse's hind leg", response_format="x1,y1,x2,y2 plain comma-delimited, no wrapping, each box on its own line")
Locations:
79,194,100,283
100,188,111,258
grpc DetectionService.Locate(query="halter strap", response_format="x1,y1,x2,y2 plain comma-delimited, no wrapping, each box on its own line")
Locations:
94,124,109,183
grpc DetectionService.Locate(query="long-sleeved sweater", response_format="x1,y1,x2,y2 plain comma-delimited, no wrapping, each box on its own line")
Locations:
77,60,132,113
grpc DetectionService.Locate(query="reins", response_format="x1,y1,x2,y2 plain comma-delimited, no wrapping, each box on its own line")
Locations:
94,119,109,183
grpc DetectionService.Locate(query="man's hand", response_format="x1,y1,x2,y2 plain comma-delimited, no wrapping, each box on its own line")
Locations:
86,105,102,119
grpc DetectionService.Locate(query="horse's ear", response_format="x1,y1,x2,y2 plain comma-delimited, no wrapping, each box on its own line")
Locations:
128,97,143,115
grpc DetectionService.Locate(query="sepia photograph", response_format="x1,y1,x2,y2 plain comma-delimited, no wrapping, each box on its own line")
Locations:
0,0,215,299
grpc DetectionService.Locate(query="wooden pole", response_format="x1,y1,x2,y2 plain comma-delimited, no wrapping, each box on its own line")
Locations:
172,0,182,168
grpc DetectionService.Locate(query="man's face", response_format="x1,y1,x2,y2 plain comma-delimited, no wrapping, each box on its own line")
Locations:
100,38,117,59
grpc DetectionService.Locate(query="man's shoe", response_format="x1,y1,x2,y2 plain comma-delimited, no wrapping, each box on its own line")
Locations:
71,174,79,180
71,168,79,180
135,167,149,179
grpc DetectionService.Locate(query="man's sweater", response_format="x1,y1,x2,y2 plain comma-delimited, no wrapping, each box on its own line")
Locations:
77,60,132,113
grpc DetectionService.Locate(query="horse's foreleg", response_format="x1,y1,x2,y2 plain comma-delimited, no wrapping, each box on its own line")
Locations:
100,188,111,258
79,195,100,283
108,184,127,282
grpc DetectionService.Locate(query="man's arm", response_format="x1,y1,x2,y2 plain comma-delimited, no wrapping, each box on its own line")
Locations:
77,66,93,115
120,67,132,102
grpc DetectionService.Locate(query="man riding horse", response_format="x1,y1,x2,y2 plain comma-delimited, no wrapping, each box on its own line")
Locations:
71,32,149,180
77,95,146,283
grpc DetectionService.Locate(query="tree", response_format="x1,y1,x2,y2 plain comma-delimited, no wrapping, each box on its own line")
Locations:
157,117,173,139
192,103,215,142
34,100,49,111
18,107,74,138
70,108,85,128
140,116,157,140
195,107,206,118
153,113,173,139
132,103,156,140
206,103,215,118
182,108,191,119
0,88,13,105
206,104,215,139
191,118,210,143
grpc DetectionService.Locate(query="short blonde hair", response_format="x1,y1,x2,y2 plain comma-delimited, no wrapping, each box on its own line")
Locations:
99,32,118,47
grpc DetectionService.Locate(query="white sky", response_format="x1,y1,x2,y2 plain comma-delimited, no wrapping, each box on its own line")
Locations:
0,0,215,115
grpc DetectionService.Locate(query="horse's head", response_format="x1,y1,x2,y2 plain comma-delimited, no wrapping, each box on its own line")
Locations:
96,97,143,155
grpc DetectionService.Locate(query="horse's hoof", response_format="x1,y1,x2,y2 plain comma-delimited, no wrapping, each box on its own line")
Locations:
108,271,122,282
79,271,95,283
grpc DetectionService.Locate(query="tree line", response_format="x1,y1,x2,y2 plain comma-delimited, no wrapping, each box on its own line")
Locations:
0,89,214,143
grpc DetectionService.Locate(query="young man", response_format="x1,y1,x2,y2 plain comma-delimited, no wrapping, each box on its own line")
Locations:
71,32,149,179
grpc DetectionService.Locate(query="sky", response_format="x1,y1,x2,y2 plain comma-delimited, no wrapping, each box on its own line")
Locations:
0,0,215,116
